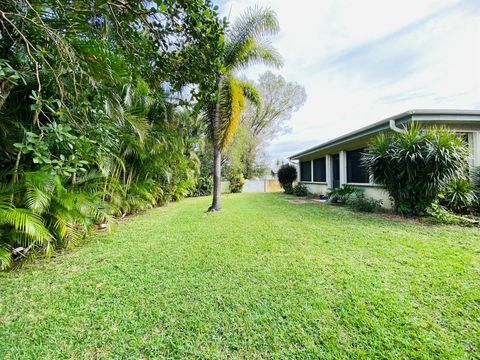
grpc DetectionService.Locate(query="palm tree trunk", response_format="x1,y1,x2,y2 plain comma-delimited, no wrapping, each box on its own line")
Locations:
209,144,222,211
208,79,223,212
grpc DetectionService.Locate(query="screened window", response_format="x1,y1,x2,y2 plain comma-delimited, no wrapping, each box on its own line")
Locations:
347,149,369,183
313,157,326,182
300,160,312,182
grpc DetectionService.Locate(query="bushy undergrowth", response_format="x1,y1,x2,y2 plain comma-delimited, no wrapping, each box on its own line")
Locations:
345,192,382,213
327,185,360,204
0,1,224,269
189,176,214,197
327,185,380,213
293,183,308,197
228,172,246,193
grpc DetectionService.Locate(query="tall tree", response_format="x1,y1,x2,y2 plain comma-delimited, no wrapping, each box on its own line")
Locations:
226,71,306,179
206,7,282,211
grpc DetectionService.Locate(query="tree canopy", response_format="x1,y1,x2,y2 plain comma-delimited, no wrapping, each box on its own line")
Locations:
0,0,226,269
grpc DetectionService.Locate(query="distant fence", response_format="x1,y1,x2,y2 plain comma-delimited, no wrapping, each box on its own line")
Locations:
221,179,282,193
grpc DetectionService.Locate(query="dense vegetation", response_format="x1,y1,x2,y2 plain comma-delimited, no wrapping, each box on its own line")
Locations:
0,0,225,269
363,123,479,219
1,193,478,358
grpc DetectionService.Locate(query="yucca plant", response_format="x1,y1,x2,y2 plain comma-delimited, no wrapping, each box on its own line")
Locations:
439,177,478,214
362,123,468,215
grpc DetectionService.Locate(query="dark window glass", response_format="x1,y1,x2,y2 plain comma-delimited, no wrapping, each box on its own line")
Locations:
300,161,311,182
313,157,326,182
347,149,369,183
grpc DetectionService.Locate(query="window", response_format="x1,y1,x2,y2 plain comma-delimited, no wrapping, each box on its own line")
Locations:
313,157,326,182
347,149,369,183
300,160,312,182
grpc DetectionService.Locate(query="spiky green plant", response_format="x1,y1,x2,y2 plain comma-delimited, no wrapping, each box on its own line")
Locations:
362,123,468,215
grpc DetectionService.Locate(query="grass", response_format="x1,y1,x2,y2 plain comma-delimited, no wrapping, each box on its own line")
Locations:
0,193,479,359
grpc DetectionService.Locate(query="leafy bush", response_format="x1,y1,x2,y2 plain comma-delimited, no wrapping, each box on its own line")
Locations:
293,183,308,196
327,185,360,204
228,173,246,193
278,164,297,194
345,192,382,212
423,203,478,226
189,176,214,197
439,178,477,214
283,183,294,195
362,123,468,216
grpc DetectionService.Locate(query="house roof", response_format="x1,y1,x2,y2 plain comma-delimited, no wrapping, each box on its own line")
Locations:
289,109,480,160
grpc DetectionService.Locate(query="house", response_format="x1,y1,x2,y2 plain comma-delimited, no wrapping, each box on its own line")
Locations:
289,109,480,208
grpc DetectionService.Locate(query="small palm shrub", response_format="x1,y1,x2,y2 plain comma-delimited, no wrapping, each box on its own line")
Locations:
0,171,110,270
278,164,297,194
293,183,308,197
362,123,468,216
228,172,245,193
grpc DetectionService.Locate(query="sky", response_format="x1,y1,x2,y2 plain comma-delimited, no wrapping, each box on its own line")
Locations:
215,0,480,162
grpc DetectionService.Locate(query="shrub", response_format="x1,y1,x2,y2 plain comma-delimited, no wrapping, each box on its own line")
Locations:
423,203,478,226
326,185,360,204
189,176,213,197
228,172,245,193
293,183,308,197
362,123,468,216
439,177,477,214
345,192,382,212
283,183,294,195
278,164,297,193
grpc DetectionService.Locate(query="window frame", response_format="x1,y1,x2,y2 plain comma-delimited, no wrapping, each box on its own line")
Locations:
346,148,370,185
299,160,312,182
312,157,327,183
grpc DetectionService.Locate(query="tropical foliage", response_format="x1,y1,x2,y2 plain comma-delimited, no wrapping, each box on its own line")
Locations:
362,123,468,216
326,185,360,204
0,0,225,269
204,7,282,211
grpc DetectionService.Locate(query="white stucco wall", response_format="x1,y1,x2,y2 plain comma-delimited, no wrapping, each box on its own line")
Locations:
304,183,329,195
351,184,393,209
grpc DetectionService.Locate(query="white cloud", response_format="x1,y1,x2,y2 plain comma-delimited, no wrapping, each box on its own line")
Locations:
217,0,480,161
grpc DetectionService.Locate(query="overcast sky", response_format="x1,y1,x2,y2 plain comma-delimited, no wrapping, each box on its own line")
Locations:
215,0,480,162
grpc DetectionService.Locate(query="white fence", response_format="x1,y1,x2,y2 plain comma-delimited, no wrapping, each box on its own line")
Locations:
221,179,282,193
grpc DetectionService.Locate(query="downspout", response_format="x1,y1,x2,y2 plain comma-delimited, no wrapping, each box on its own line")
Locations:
389,119,406,133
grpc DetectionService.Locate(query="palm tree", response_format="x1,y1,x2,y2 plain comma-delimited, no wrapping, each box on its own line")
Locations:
208,7,282,211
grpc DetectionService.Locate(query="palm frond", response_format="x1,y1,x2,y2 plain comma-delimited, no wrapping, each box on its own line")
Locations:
0,242,12,270
225,7,281,70
24,171,56,214
0,207,53,246
229,40,283,70
237,80,262,108
218,77,245,151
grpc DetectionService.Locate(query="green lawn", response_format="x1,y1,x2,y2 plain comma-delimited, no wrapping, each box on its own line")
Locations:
1,193,479,359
